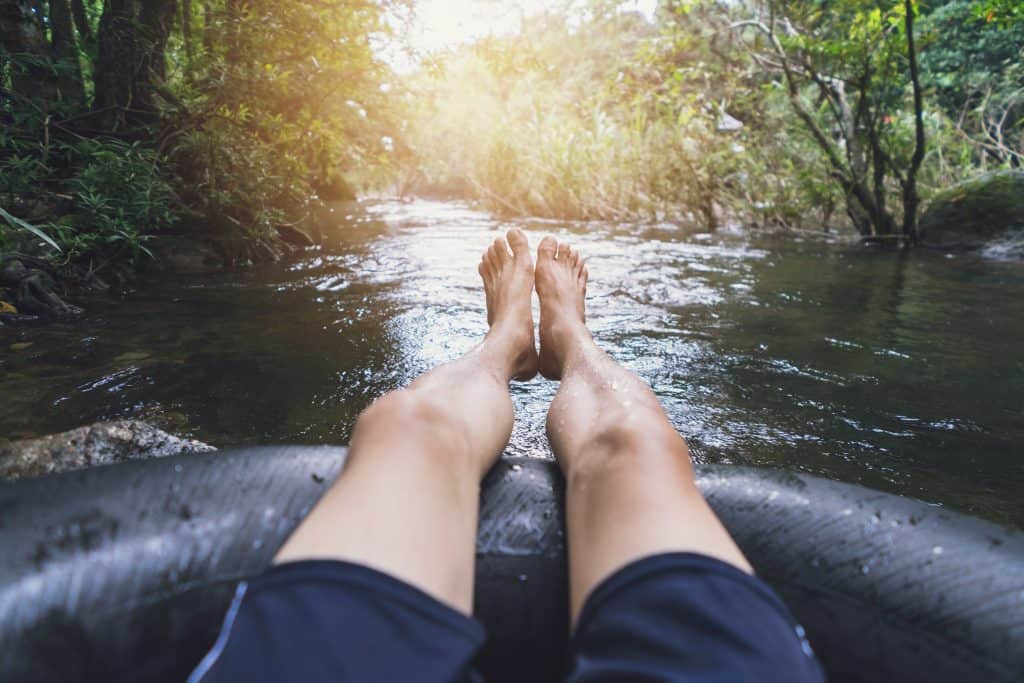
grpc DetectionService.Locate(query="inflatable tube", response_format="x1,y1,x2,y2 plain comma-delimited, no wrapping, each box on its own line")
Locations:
1,447,1022,683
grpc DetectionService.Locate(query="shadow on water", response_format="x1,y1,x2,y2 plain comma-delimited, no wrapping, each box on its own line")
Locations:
2,200,1023,527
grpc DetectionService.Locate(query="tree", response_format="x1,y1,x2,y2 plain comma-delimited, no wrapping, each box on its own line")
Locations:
732,0,927,241
93,0,177,131
919,0,1023,167
0,0,58,101
49,0,86,104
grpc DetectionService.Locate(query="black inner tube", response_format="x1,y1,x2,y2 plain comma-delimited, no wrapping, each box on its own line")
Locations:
1,447,1022,682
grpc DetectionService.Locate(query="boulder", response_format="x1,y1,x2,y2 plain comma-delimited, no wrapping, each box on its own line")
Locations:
0,258,83,318
0,421,216,481
147,236,225,274
919,170,1024,249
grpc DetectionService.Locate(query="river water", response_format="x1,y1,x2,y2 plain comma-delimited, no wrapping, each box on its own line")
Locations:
2,200,1023,527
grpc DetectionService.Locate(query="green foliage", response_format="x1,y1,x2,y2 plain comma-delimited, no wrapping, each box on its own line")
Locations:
0,71,178,265
919,0,1023,165
398,10,748,225
59,140,176,260
1,0,1020,260
396,3,847,228
161,0,400,251
396,0,1015,236
0,0,401,272
973,0,1024,26
0,207,62,251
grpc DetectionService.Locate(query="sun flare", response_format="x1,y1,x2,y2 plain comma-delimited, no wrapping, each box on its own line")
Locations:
407,0,657,53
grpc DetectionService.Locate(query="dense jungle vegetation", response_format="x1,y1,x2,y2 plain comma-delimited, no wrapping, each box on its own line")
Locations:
401,0,1023,234
0,0,1022,305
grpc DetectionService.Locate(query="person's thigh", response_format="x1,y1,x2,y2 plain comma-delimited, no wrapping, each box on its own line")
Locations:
566,552,824,683
189,560,486,683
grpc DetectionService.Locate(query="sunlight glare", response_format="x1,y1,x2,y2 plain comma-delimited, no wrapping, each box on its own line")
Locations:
406,0,657,53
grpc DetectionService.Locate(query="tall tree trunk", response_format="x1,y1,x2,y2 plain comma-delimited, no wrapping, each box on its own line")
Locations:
134,0,176,111
93,0,176,130
181,0,192,66
93,0,135,130
225,0,246,66
0,0,58,101
201,0,213,54
49,0,86,104
902,0,926,245
70,0,94,51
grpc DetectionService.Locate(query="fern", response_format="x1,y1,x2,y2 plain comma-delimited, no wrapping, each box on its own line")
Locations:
0,208,62,252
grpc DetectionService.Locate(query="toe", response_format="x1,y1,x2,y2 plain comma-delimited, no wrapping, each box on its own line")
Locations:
479,260,489,279
559,243,573,262
493,237,510,264
538,236,557,260
507,229,530,259
487,241,504,269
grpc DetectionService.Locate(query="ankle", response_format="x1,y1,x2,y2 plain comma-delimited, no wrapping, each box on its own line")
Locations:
480,327,538,381
550,319,592,363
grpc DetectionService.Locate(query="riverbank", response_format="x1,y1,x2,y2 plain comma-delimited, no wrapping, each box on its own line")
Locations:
0,198,357,325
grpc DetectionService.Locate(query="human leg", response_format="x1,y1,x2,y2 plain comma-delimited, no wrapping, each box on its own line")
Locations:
537,237,822,682
534,236,751,622
274,228,538,614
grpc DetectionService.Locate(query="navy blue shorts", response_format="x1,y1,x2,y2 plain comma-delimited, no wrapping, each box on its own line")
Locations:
189,553,824,682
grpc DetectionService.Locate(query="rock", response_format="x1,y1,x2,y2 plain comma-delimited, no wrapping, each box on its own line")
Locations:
0,259,25,287
0,312,39,325
113,351,153,363
0,420,216,481
0,301,16,314
9,342,32,351
0,258,83,318
276,224,316,247
147,236,225,274
919,170,1024,249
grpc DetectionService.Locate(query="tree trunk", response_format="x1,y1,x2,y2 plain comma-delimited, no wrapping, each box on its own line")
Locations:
201,0,213,54
93,0,135,130
181,0,192,65
902,0,926,244
134,0,177,111
0,0,58,101
93,0,176,130
225,0,246,65
49,0,86,104
70,0,94,51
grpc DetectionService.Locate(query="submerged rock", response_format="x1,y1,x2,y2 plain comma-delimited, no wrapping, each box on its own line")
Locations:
147,236,226,274
0,420,216,481
919,170,1024,250
0,258,83,318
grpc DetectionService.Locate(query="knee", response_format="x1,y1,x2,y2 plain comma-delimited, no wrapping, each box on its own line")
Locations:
571,414,691,483
354,389,468,453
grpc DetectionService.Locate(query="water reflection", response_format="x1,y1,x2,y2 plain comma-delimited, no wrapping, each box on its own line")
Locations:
2,199,1023,527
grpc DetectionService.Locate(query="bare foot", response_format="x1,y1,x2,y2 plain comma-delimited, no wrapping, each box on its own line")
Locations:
535,236,589,380
479,229,539,381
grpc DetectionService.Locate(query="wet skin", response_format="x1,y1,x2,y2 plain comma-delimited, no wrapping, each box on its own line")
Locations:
276,229,750,621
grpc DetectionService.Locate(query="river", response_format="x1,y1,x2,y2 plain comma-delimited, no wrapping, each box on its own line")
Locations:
2,200,1023,527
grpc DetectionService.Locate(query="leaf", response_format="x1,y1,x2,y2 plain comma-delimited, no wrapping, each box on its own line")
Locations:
0,207,62,252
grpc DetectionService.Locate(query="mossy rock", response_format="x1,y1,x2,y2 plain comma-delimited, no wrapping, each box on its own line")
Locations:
147,236,226,274
919,170,1024,249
